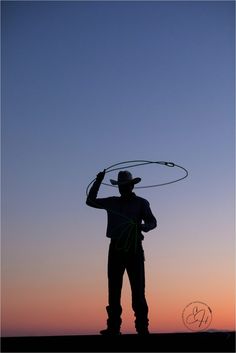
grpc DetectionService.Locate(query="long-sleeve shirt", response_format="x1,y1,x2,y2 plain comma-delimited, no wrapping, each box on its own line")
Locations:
86,180,157,240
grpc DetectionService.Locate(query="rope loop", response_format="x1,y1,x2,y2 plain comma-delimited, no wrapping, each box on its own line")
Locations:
86,160,188,195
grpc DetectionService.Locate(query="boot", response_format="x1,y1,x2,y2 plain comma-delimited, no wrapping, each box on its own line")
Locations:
135,316,149,335
100,306,122,335
100,328,121,335
137,327,150,335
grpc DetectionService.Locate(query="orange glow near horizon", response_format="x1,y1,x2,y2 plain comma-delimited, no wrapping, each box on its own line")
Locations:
2,220,235,337
2,257,235,337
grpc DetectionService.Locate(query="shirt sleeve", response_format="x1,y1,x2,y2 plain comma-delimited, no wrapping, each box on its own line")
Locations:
86,179,111,209
141,200,157,232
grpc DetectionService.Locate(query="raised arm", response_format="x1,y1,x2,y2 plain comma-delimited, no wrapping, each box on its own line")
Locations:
86,170,106,208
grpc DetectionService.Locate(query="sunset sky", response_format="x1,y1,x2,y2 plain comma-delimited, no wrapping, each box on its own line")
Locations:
2,1,235,336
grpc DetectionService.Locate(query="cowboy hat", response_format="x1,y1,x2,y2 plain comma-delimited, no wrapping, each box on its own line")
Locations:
110,171,141,186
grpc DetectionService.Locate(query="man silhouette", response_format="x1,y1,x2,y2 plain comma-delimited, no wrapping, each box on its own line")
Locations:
86,170,157,335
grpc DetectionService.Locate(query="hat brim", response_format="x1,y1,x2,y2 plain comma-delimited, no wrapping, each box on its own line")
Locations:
110,177,141,186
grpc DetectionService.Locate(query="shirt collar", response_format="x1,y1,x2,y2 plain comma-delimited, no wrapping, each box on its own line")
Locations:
120,192,136,200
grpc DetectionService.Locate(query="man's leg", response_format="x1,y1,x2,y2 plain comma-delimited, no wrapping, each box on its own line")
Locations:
101,242,125,335
126,246,149,334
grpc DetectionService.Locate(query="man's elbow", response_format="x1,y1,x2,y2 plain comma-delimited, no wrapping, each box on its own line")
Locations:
153,219,157,229
148,221,157,231
86,197,99,208
86,198,93,206
141,221,156,232
149,219,157,231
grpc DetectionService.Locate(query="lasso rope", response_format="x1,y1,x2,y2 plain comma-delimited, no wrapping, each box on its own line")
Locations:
86,160,188,194
86,160,188,252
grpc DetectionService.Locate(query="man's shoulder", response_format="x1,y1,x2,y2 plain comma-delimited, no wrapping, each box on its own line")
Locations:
106,196,120,202
134,195,150,205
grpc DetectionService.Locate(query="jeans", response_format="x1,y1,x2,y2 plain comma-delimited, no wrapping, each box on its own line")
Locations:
106,239,149,331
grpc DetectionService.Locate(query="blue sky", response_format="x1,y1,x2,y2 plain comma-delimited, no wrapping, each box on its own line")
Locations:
2,1,235,335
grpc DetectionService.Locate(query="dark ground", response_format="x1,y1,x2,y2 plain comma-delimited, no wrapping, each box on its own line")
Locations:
1,331,235,352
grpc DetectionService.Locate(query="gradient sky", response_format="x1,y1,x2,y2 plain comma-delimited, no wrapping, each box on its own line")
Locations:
2,1,235,336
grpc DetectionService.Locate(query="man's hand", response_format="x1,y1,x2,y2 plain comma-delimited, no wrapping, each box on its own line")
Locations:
96,169,106,183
